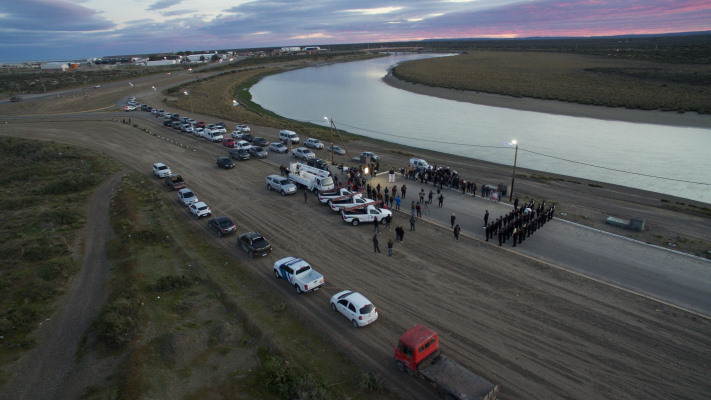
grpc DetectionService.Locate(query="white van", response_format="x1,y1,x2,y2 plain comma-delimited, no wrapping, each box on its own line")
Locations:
279,130,300,144
205,130,224,143
409,158,430,170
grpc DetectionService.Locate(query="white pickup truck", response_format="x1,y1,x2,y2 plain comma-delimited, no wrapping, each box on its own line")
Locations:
329,196,375,212
273,257,325,294
341,204,392,226
318,188,364,204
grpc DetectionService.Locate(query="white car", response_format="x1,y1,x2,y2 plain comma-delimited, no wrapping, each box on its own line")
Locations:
230,130,242,139
304,138,324,149
152,162,171,178
212,126,227,134
266,175,297,196
292,147,315,160
235,124,251,133
177,188,198,206
235,140,252,151
193,127,205,137
330,290,378,328
188,201,211,219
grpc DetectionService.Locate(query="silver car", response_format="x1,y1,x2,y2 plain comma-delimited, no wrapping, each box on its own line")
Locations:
266,174,296,196
269,142,288,153
249,146,268,159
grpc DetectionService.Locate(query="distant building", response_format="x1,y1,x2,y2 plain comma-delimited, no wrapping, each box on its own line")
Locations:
281,47,301,53
41,62,78,71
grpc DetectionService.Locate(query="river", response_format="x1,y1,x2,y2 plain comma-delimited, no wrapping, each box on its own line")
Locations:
250,53,711,204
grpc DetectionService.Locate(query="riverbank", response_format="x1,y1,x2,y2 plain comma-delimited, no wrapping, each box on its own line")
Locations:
383,73,711,129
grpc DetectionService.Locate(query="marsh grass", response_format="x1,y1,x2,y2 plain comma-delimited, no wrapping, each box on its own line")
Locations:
392,51,711,114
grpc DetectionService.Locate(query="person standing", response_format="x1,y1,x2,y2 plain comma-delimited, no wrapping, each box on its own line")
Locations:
399,226,406,242
410,201,416,217
373,235,381,253
438,193,444,208
450,213,456,228
395,195,401,210
373,218,381,234
410,215,416,231
484,210,489,227
416,202,422,217
384,214,392,230
453,224,461,240
401,185,407,199
303,188,308,203
387,238,394,256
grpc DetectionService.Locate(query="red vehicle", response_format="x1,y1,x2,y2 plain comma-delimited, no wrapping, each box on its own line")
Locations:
222,137,236,148
195,121,206,129
394,325,498,400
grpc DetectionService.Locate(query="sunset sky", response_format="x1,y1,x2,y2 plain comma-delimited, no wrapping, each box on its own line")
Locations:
1,0,710,62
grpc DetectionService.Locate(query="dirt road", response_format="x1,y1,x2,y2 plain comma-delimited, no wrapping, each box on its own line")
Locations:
2,110,710,399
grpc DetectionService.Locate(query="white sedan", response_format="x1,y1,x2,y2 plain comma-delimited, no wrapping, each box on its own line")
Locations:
177,188,198,206
188,201,211,219
236,124,251,132
330,290,378,328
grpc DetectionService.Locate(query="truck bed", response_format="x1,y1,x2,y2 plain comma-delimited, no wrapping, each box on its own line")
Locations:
420,354,498,400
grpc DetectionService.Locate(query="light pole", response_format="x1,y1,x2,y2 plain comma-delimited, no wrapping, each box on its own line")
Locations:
183,91,193,113
508,140,518,202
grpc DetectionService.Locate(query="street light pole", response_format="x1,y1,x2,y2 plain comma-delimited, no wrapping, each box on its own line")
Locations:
509,140,518,202
184,91,193,113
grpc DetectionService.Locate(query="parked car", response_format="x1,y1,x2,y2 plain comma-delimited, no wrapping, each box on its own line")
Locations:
330,290,379,328
230,130,242,139
229,148,251,161
234,140,251,151
164,112,172,119
152,162,171,178
306,158,329,171
269,142,288,153
10,96,23,102
188,201,211,219
292,147,315,160
360,151,380,162
217,157,235,169
327,145,346,155
207,216,236,236
235,124,251,133
181,124,193,133
238,232,272,258
222,137,236,148
248,146,268,159
239,133,254,143
279,130,300,144
195,121,205,128
304,138,324,149
193,127,205,137
177,188,198,206
123,105,136,111
252,137,269,147
163,119,172,127
266,174,297,195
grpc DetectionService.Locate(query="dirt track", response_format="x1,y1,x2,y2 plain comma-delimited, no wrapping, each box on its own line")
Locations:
2,108,710,399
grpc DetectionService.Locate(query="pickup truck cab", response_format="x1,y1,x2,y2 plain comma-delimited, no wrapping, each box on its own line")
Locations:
329,196,374,212
318,188,363,204
341,204,392,226
273,257,325,294
165,174,186,190
238,231,272,258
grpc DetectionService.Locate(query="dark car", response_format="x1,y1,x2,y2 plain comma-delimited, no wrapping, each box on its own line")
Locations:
238,231,272,258
307,158,329,171
171,114,181,121
10,96,23,102
163,119,172,126
252,137,268,147
217,157,235,169
248,146,268,159
229,148,250,161
240,133,254,143
207,216,236,237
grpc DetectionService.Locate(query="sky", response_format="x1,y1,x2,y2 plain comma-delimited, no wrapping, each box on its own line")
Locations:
1,0,710,62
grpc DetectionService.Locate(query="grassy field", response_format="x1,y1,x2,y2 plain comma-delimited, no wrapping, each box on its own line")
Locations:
0,138,122,365
79,171,392,399
392,51,711,114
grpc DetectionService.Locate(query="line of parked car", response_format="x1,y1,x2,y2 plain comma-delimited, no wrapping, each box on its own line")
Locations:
144,102,379,328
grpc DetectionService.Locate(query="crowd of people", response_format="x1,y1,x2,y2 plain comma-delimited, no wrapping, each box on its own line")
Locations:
484,199,556,247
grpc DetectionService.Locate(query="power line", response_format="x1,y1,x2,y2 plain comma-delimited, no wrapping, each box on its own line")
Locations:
306,119,711,186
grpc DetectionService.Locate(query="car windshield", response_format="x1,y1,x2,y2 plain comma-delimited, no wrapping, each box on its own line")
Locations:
321,177,334,186
360,304,374,314
278,179,288,185
184,192,195,198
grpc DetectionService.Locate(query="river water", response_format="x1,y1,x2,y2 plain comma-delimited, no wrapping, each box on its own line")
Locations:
250,53,711,203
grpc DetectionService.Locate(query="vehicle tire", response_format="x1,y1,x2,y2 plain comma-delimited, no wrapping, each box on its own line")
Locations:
352,219,359,226
280,190,286,196
218,230,223,237
352,319,359,328
330,303,336,311
295,285,302,294
274,270,280,279
249,250,254,259
397,361,406,373
267,184,271,191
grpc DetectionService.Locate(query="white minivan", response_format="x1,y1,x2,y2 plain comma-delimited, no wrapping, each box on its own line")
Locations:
204,130,224,142
409,158,430,170
279,130,300,144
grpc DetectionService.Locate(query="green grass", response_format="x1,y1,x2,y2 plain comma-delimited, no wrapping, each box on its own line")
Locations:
0,137,122,369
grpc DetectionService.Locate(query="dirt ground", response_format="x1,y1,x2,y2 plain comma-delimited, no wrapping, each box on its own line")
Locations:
1,70,710,400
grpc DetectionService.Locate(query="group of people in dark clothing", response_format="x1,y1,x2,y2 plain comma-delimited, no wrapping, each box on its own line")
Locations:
484,199,556,247
402,165,478,195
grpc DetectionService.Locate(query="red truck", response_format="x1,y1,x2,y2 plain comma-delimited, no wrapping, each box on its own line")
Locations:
394,325,499,400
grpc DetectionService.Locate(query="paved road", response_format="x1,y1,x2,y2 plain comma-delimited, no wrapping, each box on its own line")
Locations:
365,173,711,317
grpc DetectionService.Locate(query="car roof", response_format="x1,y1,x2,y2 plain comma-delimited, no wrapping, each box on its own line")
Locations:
340,291,371,307
154,162,167,167
193,201,207,207
214,216,231,222
178,188,192,194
